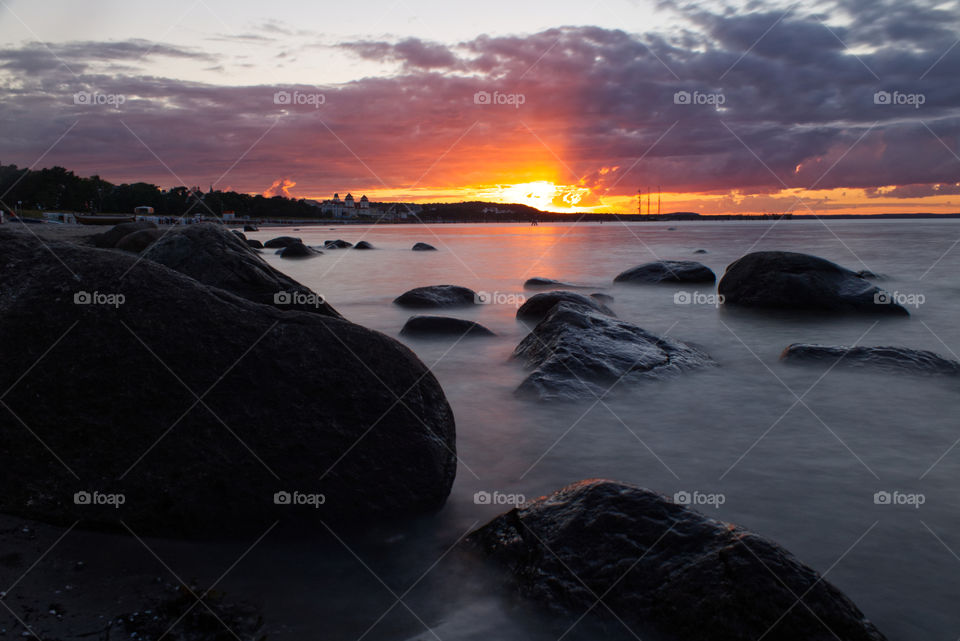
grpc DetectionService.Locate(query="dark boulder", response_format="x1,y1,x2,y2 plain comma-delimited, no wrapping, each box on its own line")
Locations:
114,228,165,253
856,270,885,280
140,223,339,317
90,221,158,249
0,228,456,537
263,235,302,248
246,238,264,249
394,285,477,308
514,303,712,400
412,242,437,251
516,291,614,323
694,249,708,254
523,277,589,290
590,292,614,304
614,260,715,284
400,316,495,338
781,343,960,376
231,230,247,241
718,252,908,315
470,479,886,641
353,241,374,249
280,241,320,258
324,239,353,249
243,225,258,232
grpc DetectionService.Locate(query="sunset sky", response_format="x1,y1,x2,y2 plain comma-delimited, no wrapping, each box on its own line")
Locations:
1,0,959,214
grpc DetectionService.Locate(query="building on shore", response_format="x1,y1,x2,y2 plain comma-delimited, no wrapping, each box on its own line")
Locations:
316,193,381,218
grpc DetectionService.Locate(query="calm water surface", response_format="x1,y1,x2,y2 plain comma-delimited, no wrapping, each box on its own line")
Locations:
158,221,960,640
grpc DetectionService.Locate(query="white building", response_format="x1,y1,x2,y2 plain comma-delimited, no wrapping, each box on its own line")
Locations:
319,193,377,218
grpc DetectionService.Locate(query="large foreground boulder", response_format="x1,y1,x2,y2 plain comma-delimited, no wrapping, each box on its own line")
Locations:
614,260,715,284
0,229,456,537
718,252,908,315
781,343,960,376
141,224,339,317
394,285,477,308
516,291,614,323
514,303,712,400
115,228,165,253
470,480,886,641
400,316,495,338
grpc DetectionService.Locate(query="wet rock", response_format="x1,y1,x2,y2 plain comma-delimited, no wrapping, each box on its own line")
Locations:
243,224,258,232
0,228,456,537
280,241,320,258
142,224,337,316
694,249,708,254
246,239,264,249
115,228,165,253
400,316,495,338
353,241,374,249
781,343,960,376
590,293,614,304
231,230,247,241
856,270,885,280
324,239,353,249
470,479,886,641
516,291,614,323
514,303,712,400
412,242,437,251
394,285,478,308
614,260,715,284
523,277,589,290
263,235,302,248
718,251,908,315
90,221,158,249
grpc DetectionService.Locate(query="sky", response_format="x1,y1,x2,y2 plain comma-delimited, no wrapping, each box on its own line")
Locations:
1,0,959,214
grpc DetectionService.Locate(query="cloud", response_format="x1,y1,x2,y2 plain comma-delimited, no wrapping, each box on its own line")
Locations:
263,178,297,198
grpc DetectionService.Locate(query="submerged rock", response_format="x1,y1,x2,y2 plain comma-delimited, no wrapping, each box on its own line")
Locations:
90,221,158,249
280,241,320,258
614,260,716,284
781,343,960,376
244,224,258,232
400,316,495,338
115,228,165,253
470,479,886,641
246,238,264,249
412,242,437,251
263,235,302,248
523,277,590,290
0,228,456,537
514,302,712,400
324,239,353,249
394,285,478,308
516,291,614,323
141,223,339,317
353,240,374,249
718,251,908,315
694,248,708,254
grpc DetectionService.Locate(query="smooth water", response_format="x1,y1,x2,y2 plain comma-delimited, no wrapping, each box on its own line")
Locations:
165,221,960,639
